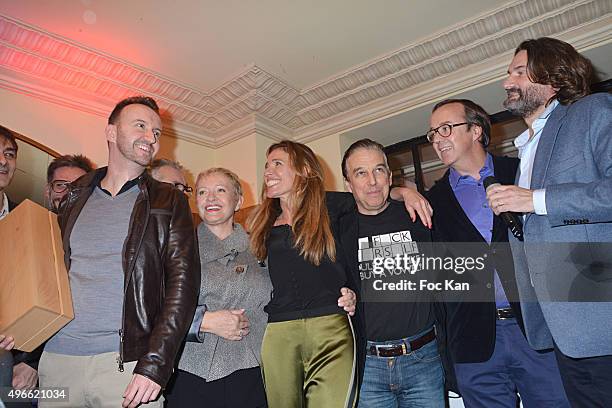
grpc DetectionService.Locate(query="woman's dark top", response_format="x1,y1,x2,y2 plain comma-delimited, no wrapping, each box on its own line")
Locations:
264,192,353,323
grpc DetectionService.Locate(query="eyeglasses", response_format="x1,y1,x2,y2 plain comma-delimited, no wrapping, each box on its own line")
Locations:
426,122,469,143
174,183,193,195
49,180,72,194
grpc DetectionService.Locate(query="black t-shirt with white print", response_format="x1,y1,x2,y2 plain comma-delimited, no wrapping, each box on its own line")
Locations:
357,200,435,341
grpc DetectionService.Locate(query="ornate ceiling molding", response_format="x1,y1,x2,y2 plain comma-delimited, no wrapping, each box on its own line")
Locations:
292,0,611,142
0,0,610,148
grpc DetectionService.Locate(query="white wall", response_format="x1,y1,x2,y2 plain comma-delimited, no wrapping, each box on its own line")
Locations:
0,88,108,166
213,134,259,206
306,133,345,192
0,88,218,211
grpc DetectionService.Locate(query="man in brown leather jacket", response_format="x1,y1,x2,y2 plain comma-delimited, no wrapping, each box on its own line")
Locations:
36,96,200,408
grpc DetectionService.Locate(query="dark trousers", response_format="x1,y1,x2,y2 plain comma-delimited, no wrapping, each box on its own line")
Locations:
453,319,569,408
165,367,267,408
1,351,33,408
554,346,612,408
0,350,12,386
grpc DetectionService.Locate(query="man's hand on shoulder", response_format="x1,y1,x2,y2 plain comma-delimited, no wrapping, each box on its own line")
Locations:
389,185,433,228
122,373,161,408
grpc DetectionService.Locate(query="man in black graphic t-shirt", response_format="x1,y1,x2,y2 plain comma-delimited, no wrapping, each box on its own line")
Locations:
338,139,445,407
357,204,434,341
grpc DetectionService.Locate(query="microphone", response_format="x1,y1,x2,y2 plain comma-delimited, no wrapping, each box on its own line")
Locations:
483,176,524,241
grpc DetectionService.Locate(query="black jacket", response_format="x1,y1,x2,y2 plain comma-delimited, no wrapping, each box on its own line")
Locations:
426,155,525,365
58,168,200,387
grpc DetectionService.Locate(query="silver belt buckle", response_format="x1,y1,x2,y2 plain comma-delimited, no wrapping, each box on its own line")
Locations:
375,342,407,356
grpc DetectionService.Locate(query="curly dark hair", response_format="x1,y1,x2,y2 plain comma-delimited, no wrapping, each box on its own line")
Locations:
516,37,594,105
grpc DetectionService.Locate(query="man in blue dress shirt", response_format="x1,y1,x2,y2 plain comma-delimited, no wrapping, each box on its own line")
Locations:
426,99,568,407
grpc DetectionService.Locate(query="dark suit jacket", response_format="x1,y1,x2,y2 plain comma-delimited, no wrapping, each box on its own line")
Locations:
426,155,524,364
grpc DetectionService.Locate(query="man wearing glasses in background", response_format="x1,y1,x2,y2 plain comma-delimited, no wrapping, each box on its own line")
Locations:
149,158,192,196
0,154,98,405
45,155,94,213
425,99,568,407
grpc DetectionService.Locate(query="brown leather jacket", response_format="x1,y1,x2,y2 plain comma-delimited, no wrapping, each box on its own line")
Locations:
58,168,200,387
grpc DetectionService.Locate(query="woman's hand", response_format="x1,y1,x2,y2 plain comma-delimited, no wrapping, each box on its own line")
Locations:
338,287,357,316
200,309,250,341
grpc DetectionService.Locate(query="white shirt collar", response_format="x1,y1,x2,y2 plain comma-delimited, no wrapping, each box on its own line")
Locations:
514,99,559,158
0,192,9,220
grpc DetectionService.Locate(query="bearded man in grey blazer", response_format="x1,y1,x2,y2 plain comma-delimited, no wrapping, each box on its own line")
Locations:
487,37,612,407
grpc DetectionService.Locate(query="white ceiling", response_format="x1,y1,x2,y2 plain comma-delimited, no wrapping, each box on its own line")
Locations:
1,0,610,148
343,42,612,148
0,0,511,90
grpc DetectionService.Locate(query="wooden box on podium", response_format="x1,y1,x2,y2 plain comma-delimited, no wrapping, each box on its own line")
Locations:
0,199,73,351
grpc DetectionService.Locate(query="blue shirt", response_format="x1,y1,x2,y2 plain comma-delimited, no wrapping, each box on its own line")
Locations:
449,153,510,308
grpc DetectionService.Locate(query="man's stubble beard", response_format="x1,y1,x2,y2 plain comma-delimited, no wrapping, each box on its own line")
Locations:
116,139,155,168
503,84,549,118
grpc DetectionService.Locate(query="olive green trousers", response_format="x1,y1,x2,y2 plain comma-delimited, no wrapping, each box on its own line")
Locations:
261,313,357,408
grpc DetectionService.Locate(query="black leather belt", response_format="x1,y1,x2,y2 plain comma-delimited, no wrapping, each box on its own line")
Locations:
496,307,515,320
367,329,436,357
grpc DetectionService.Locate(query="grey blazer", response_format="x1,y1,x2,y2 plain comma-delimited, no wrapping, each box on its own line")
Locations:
510,92,612,359
178,223,272,381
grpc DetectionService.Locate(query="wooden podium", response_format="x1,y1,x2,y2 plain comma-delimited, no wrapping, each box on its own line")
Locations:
0,200,73,351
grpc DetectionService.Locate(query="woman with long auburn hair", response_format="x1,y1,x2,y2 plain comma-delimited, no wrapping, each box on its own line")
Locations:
248,140,358,408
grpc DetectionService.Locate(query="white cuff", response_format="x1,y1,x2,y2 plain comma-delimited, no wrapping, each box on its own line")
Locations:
533,189,547,215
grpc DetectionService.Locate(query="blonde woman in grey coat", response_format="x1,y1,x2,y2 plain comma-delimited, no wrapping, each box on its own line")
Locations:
165,167,271,408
